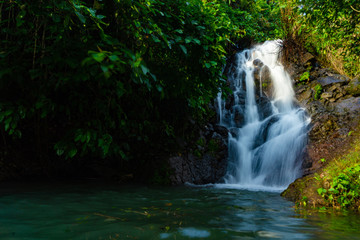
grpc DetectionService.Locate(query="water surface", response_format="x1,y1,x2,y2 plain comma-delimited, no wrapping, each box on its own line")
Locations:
0,182,359,239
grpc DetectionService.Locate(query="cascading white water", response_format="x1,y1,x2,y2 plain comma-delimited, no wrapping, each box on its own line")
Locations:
216,40,310,191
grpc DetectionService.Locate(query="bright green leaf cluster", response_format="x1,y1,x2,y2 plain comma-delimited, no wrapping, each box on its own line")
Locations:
317,165,360,209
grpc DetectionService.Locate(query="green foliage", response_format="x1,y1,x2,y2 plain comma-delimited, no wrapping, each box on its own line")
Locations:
317,166,360,209
315,138,360,210
299,71,310,84
314,84,323,100
0,0,285,179
284,0,360,77
301,196,308,207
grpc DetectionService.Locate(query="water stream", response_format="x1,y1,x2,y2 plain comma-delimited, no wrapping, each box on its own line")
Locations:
217,40,310,191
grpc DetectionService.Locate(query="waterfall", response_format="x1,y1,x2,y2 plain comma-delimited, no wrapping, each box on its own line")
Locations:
216,40,310,191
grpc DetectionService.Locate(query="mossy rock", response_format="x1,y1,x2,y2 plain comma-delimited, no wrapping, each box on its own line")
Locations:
281,174,325,208
346,77,360,96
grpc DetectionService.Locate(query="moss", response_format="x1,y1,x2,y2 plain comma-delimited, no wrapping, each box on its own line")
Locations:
281,174,324,209
193,149,202,158
196,138,206,147
313,84,323,100
283,130,360,212
208,139,220,156
314,138,360,211
299,71,310,84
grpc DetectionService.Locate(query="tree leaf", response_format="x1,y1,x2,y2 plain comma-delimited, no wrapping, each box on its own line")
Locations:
75,11,86,24
90,52,106,62
69,148,77,158
193,38,201,44
109,55,119,62
180,45,187,55
141,65,149,75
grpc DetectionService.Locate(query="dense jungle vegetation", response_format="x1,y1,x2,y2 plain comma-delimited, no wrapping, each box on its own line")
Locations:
0,0,359,183
0,0,282,180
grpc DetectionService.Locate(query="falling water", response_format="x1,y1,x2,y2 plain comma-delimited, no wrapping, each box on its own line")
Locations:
216,40,310,191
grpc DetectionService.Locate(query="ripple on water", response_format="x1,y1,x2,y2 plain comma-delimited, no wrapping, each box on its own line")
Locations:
180,228,211,238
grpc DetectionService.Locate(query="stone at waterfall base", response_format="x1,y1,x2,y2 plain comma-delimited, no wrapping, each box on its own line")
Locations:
281,174,324,207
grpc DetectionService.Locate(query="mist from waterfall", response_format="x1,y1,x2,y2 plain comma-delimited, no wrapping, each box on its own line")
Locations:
216,40,310,191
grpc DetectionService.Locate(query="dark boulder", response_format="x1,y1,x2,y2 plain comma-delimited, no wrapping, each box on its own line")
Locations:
256,96,273,120
253,58,264,67
168,123,229,185
254,63,272,98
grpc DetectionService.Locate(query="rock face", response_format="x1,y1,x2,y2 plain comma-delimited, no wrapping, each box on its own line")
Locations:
168,123,228,185
169,45,360,187
283,49,360,176
254,60,272,98
279,45,360,205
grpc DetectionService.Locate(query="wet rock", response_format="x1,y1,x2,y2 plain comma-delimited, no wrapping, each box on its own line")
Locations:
327,85,338,92
257,96,273,120
296,85,307,94
316,76,349,87
253,115,280,149
225,94,235,109
309,114,338,141
279,46,360,207
301,52,314,65
253,59,264,67
296,83,358,176
214,125,229,138
229,127,239,138
321,92,332,99
205,123,214,132
260,66,272,98
297,89,312,104
169,123,229,185
345,76,360,96
225,92,246,109
254,64,272,98
335,93,343,100
332,97,360,115
233,107,245,127
281,174,324,205
317,68,337,77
